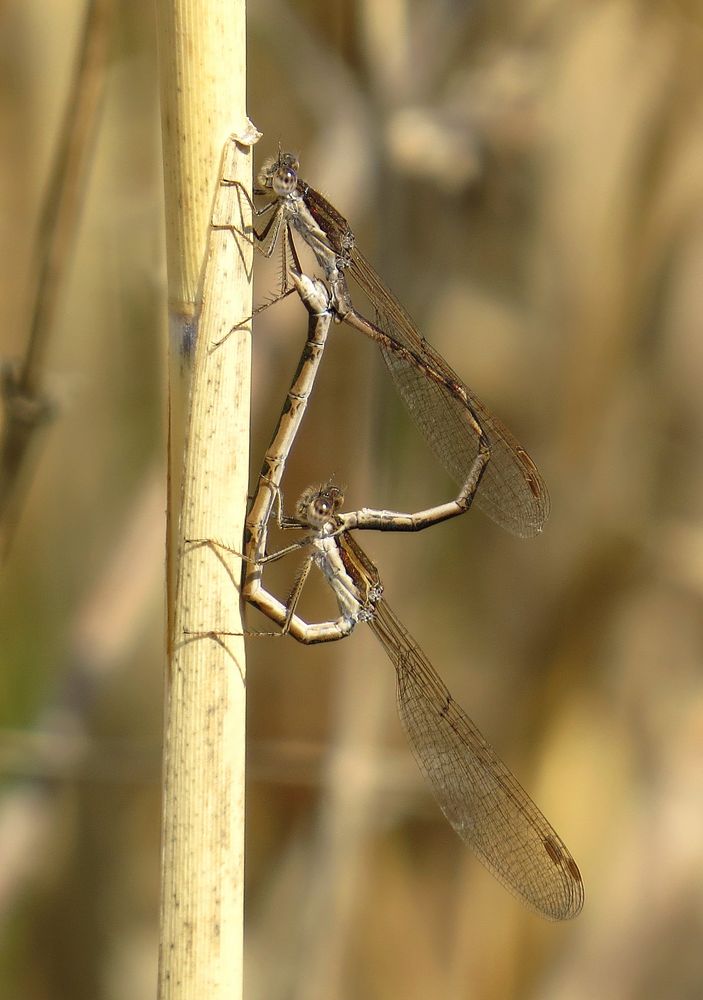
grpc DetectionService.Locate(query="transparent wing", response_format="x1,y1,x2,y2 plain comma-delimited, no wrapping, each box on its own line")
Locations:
370,598,583,920
350,248,550,538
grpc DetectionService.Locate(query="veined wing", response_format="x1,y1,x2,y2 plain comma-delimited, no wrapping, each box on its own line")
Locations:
350,247,550,538
369,597,583,920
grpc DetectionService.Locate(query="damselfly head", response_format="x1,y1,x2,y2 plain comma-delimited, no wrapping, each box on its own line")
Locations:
257,151,300,198
296,482,345,527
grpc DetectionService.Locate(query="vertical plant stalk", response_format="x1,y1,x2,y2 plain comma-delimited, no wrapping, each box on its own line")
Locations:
156,2,254,998
0,0,112,558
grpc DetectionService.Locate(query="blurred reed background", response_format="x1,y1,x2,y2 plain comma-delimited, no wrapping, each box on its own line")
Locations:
2,0,703,997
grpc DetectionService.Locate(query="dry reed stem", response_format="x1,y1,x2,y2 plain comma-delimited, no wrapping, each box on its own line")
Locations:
156,1,254,996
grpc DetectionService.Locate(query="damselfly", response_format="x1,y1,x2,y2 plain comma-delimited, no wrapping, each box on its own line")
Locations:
241,477,583,921
244,151,550,539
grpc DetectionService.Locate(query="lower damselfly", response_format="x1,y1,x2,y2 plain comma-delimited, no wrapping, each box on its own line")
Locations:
240,476,583,920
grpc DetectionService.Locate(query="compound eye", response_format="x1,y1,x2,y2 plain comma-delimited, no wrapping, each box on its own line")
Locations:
272,166,297,196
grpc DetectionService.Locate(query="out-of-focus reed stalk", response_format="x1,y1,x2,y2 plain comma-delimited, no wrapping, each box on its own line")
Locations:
0,0,112,560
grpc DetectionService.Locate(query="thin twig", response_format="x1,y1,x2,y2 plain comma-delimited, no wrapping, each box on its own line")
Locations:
0,0,113,559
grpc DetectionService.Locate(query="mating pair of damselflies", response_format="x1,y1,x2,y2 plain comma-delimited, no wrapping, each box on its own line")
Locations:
202,149,583,920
